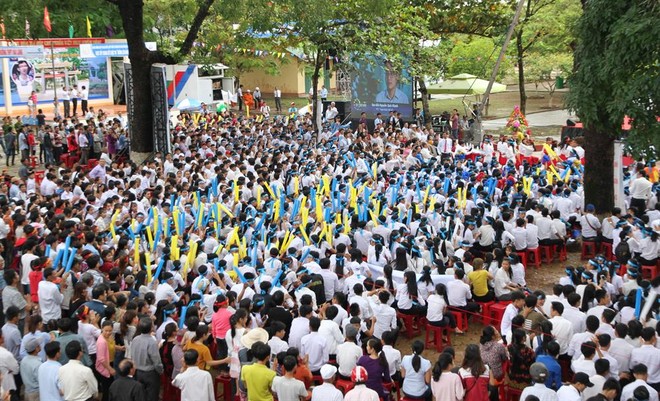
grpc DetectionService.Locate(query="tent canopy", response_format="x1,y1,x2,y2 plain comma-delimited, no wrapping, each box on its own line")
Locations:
427,73,506,95
176,98,202,111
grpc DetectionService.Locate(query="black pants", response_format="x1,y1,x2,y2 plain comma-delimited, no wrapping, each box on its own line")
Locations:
72,98,78,115
473,291,495,303
630,197,647,217
216,337,229,372
137,369,161,401
454,302,481,315
99,374,113,401
63,100,70,117
5,149,14,166
275,97,282,112
429,314,457,329
82,100,89,114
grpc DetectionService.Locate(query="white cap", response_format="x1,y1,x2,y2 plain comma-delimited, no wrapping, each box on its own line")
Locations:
320,364,337,380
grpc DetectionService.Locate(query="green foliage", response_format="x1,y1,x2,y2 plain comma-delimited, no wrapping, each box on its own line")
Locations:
567,0,660,157
0,0,121,39
447,37,509,79
426,0,515,38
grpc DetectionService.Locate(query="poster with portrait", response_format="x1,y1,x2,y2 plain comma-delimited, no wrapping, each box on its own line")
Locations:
1,46,110,107
351,55,413,120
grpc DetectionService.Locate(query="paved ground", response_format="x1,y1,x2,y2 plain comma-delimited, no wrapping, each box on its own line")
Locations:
482,109,577,130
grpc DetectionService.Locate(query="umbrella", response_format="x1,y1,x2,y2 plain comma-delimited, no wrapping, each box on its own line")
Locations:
427,74,506,95
176,98,202,111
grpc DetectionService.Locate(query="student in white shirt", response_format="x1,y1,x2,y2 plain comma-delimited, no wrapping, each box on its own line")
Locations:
336,325,363,379
426,283,460,333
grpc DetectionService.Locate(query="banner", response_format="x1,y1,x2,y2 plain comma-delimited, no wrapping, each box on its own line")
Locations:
12,38,105,47
80,42,157,58
0,46,44,59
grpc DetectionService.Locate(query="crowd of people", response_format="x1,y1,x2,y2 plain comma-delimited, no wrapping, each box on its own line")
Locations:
0,98,656,401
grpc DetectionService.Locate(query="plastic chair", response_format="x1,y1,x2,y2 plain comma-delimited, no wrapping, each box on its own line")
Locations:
600,242,614,260
335,378,355,394
526,247,542,268
539,245,554,264
382,381,401,401
516,251,528,268
581,241,597,260
215,374,232,401
642,265,658,279
397,311,422,338
476,301,495,325
489,302,511,328
449,309,468,332
424,323,452,352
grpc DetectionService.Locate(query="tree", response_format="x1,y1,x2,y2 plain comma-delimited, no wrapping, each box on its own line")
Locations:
525,52,572,107
106,0,216,154
567,0,659,212
410,41,452,128
511,0,580,113
447,37,509,79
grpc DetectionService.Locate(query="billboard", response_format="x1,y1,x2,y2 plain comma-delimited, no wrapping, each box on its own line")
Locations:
351,56,413,120
1,45,109,107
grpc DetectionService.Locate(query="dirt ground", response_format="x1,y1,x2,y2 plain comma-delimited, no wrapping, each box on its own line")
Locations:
395,250,579,364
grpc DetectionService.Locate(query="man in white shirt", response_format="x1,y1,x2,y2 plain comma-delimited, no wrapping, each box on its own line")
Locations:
371,291,397,339
288,306,312,351
349,284,373,319
318,307,344,357
556,372,594,401
568,315,600,361
572,341,598,377
381,330,402,381
325,102,338,122
335,325,363,379
500,291,525,339
447,270,479,314
630,328,660,388
610,323,634,376
437,132,453,158
511,218,528,251
38,267,64,322
300,317,329,374
621,364,660,401
629,170,653,217
520,363,559,401
155,273,181,304
172,349,215,401
549,301,574,356
563,293,587,334
312,364,343,401
580,204,602,241
58,341,98,401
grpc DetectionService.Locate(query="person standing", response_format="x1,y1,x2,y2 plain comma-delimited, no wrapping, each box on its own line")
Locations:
274,87,282,113
108,359,146,401
61,86,71,118
0,330,20,401
241,342,276,401
253,87,262,108
236,85,243,111
72,84,80,116
38,267,64,322
131,318,163,401
172,350,215,401
38,342,64,401
4,127,16,166
629,170,653,217
59,341,98,401
81,86,89,115
19,338,42,401
311,364,343,401
78,127,90,164
96,321,116,401
18,128,29,161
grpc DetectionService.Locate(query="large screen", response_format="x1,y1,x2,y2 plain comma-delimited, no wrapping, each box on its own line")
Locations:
351,56,413,120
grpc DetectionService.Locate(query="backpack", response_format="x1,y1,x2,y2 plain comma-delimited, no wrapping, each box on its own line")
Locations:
615,240,631,264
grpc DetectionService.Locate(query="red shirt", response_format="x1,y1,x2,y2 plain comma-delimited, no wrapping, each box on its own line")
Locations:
211,308,233,339
28,270,43,303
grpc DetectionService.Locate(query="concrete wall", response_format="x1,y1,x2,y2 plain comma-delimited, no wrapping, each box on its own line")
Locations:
240,61,306,97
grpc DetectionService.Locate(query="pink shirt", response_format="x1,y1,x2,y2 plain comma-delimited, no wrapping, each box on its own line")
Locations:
211,308,232,339
95,335,111,378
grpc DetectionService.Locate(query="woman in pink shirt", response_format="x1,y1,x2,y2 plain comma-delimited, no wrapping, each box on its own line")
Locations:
211,294,233,365
96,320,116,401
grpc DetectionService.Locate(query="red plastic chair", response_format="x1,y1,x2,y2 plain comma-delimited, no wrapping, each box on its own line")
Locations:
424,323,452,352
581,241,597,260
397,311,422,338
526,247,541,268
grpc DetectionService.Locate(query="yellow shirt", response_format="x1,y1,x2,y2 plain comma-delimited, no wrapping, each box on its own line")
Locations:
468,270,490,297
241,363,276,401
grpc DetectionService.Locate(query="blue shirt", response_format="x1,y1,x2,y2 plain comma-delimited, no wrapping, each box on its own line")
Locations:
20,354,42,393
536,354,562,390
401,355,431,397
38,360,64,401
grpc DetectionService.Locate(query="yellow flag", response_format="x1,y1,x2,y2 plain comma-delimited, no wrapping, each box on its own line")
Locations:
86,16,92,38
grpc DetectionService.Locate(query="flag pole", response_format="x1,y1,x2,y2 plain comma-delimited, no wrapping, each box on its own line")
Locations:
51,38,58,119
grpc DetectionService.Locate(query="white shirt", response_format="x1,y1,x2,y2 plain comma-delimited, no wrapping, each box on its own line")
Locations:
172,366,215,401
300,332,328,372
372,303,397,340
631,344,660,383
426,294,448,323
312,382,344,401
268,337,289,356
21,254,39,286
58,360,98,401
38,280,64,322
155,282,180,304
520,383,559,401
555,384,582,401
630,176,653,199
500,303,519,337
582,374,607,401
550,315,574,355
621,379,659,401
336,341,363,376
318,320,344,355
563,305,586,334
446,279,472,307
382,344,402,376
78,322,101,355
609,337,634,374
571,357,596,376
568,331,595,360
288,317,310,351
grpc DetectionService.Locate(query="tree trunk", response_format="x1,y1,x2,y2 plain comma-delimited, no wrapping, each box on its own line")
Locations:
516,30,527,114
417,78,432,129
583,126,614,212
311,52,323,133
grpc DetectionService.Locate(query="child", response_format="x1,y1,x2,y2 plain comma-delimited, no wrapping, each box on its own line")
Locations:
271,355,309,401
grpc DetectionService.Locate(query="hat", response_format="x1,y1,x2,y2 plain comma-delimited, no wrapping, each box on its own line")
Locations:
240,328,269,349
320,364,337,380
24,338,40,353
529,362,548,381
351,366,368,383
585,204,595,212
574,372,594,387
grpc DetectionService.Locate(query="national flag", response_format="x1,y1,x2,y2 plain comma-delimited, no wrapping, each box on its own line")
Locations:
68,24,74,38
25,19,30,39
43,7,52,33
86,16,92,38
